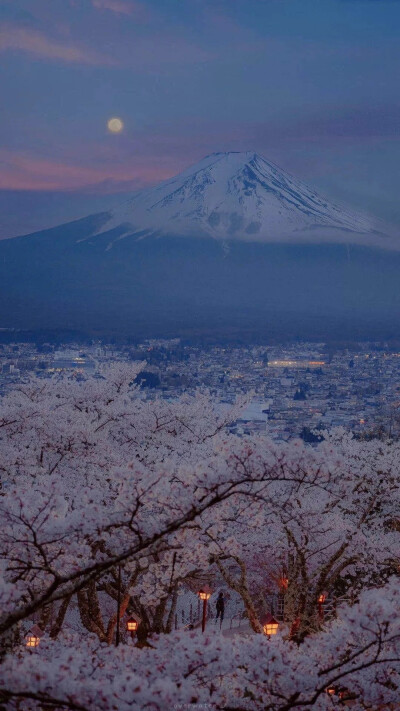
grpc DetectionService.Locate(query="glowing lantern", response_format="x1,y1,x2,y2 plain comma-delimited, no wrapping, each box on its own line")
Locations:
126,617,139,633
26,634,40,648
318,592,327,621
326,687,336,696
26,625,43,648
198,586,212,601
125,614,141,639
262,614,279,636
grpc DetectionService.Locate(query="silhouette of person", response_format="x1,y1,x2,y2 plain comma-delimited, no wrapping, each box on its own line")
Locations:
216,592,225,626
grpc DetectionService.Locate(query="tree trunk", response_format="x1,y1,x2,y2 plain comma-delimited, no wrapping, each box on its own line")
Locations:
38,603,53,632
106,590,131,645
77,585,106,642
215,556,263,633
50,595,72,639
165,585,179,633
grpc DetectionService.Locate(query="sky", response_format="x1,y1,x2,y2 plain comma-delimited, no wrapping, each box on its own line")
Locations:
1,0,399,237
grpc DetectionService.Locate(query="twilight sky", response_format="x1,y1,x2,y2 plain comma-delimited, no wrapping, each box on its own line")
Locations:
1,0,399,237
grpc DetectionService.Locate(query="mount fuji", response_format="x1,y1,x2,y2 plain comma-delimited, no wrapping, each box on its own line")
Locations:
0,151,399,341
87,151,389,247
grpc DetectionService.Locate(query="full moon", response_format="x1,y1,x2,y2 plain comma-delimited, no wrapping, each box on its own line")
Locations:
107,117,124,133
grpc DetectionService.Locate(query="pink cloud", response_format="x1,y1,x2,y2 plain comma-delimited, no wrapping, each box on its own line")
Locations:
0,149,173,192
0,25,117,65
0,21,210,72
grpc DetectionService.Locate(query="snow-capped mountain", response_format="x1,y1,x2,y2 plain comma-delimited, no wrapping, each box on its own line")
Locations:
0,151,399,340
94,151,388,248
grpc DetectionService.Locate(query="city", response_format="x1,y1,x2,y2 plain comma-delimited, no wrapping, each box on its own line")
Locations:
1,338,400,441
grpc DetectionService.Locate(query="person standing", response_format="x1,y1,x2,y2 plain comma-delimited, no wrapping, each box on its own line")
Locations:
215,592,225,627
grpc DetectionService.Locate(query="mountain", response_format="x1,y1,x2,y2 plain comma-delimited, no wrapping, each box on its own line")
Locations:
0,151,399,342
89,151,391,248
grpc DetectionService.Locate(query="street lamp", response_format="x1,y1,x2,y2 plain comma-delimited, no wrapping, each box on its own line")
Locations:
261,614,279,637
318,592,327,621
26,625,42,648
126,616,140,639
198,585,212,633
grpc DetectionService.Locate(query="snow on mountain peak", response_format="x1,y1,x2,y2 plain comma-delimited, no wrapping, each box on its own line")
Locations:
97,151,393,247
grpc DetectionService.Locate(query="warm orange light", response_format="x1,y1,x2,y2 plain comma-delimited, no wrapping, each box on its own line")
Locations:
279,576,289,591
326,687,336,696
263,617,279,636
26,634,40,648
126,617,139,632
318,594,326,603
198,589,211,601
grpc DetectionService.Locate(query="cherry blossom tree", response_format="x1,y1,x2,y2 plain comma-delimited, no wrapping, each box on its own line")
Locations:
207,432,400,640
1,581,400,710
0,368,399,709
0,364,248,640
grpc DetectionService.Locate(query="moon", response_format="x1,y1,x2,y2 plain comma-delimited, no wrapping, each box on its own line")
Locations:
107,117,124,134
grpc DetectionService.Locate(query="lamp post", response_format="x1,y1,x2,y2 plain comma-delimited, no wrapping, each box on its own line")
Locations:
318,593,327,621
198,585,212,633
326,686,336,697
261,614,279,638
126,616,140,639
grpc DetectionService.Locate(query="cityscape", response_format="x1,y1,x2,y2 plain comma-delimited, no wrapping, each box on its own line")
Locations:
2,338,400,441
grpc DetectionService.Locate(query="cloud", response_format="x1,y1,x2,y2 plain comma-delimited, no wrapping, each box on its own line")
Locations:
0,24,117,65
2,102,398,193
91,0,144,15
0,149,171,192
